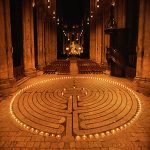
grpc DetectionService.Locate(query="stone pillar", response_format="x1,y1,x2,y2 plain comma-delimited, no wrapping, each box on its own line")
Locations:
37,7,44,69
116,0,126,28
90,0,96,61
48,21,51,64
0,0,15,98
135,0,150,95
42,13,46,66
95,15,102,64
44,19,50,65
22,0,36,77
49,0,57,62
103,8,110,65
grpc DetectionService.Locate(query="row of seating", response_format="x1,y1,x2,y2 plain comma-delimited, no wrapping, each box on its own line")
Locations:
44,59,106,75
43,60,70,74
77,60,103,74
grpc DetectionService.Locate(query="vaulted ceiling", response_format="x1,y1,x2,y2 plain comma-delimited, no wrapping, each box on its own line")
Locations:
57,0,85,25
35,0,89,27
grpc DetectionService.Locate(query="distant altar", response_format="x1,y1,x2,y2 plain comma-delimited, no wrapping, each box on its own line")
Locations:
68,41,83,55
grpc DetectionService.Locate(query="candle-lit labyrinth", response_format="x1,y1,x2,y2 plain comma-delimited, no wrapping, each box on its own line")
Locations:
10,76,141,141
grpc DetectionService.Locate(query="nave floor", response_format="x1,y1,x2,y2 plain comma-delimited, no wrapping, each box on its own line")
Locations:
0,74,150,150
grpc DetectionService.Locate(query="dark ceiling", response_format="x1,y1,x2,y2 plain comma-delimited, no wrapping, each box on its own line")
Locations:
57,0,87,26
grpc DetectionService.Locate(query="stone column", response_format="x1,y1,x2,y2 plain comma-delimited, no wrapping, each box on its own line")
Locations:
22,0,36,77
90,0,96,61
103,8,109,65
95,15,102,64
135,0,150,95
48,21,51,64
116,0,126,28
0,0,15,98
42,13,46,66
37,7,44,69
49,0,57,62
44,19,50,65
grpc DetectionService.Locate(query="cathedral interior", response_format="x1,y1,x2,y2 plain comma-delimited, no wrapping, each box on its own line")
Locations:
0,0,150,149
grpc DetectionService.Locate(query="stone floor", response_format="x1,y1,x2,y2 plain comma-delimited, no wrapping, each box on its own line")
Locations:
0,74,150,150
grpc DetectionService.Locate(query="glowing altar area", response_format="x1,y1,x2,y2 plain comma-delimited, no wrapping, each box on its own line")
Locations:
65,41,83,56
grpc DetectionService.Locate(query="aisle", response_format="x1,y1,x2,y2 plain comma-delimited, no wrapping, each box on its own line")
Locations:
70,60,78,75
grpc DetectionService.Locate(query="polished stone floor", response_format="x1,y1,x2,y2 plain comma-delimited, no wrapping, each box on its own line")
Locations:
0,74,150,150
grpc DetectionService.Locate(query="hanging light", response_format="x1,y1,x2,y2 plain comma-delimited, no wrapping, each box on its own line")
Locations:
32,0,35,7
47,0,51,9
96,0,100,8
52,11,56,19
87,17,90,25
57,18,60,25
90,11,94,18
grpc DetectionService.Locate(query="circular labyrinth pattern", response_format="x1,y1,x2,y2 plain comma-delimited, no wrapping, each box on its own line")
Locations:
10,76,141,141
